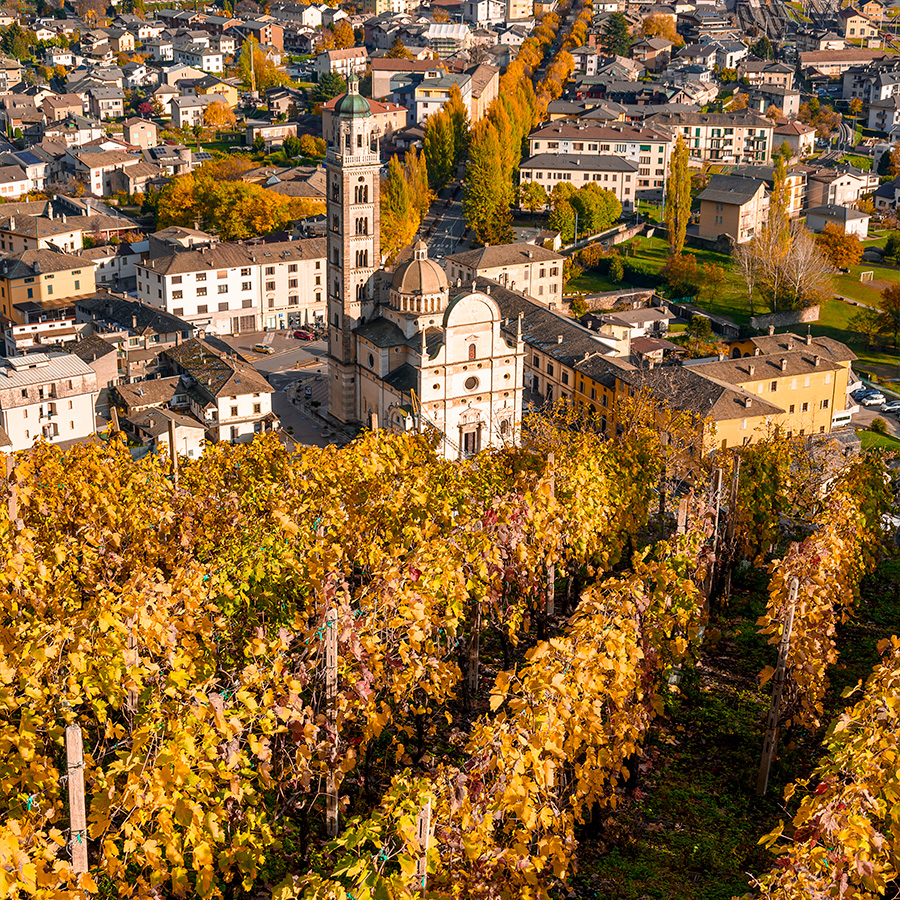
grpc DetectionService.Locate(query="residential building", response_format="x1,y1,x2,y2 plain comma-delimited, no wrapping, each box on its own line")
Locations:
248,237,328,329
629,36,673,71
87,87,125,120
136,243,260,335
0,166,29,199
173,42,224,73
75,292,195,383
519,153,639,210
738,58,795,89
646,109,774,164
42,93,85,122
799,164,878,209
171,93,229,128
0,250,97,325
161,338,277,443
122,117,159,150
121,402,207,459
805,204,871,238
244,120,298,149
799,48,887,77
867,95,900,133
0,352,98,450
774,120,816,158
412,71,473,124
67,149,142,196
838,6,879,40
445,243,566,310
468,63,499,123
0,214,84,254
696,174,768,243
315,46,368,79
425,23,472,57
371,58,445,101
526,122,673,194
59,333,118,413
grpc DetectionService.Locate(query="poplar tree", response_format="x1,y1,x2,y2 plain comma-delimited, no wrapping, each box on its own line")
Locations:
464,120,512,245
445,84,470,165
381,156,417,263
665,133,691,257
423,110,455,191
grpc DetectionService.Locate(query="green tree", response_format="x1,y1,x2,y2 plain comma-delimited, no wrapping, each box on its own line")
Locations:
609,257,624,283
600,12,632,56
572,183,622,234
423,109,455,191
386,36,413,58
665,133,691,257
520,181,548,220
885,229,900,260
445,83,469,166
850,306,883,349
463,120,513,245
381,155,417,263
313,71,346,103
815,222,862,269
879,284,900,364
768,154,790,240
549,199,576,244
282,134,301,158
750,36,774,60
252,133,265,153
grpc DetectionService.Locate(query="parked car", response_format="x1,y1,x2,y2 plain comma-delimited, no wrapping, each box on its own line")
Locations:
861,391,886,407
852,388,876,402
304,385,313,397
253,343,274,354
881,399,900,414
294,330,315,340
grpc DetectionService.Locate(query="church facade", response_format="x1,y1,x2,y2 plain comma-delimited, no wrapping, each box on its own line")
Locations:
325,76,525,458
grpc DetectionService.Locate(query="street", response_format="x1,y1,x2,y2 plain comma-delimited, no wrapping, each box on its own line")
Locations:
425,195,466,261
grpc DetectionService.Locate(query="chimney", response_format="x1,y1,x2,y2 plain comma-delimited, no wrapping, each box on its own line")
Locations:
780,358,787,371
743,396,752,408
768,324,775,335
754,347,761,356
8,217,13,231
814,354,820,366
805,332,813,345
748,364,755,376
132,315,137,328
787,338,794,350
718,352,725,361
557,334,563,343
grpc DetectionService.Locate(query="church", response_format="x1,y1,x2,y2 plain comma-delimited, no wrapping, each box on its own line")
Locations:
325,76,525,458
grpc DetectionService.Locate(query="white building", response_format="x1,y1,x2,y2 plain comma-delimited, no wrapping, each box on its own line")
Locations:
326,77,525,458
315,46,368,79
0,352,98,451
249,238,328,329
173,42,224,73
518,154,638,210
171,92,229,128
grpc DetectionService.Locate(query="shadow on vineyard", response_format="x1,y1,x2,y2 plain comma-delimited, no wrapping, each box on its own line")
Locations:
565,560,900,900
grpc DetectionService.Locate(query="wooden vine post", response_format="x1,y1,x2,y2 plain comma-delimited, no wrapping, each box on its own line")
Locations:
325,605,339,837
546,452,556,618
757,576,799,796
167,418,179,487
5,456,19,531
65,724,88,875
467,601,481,707
676,496,688,534
414,799,432,893
125,616,138,719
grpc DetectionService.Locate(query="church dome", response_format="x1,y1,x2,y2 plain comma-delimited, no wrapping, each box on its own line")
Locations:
334,74,371,118
392,241,448,296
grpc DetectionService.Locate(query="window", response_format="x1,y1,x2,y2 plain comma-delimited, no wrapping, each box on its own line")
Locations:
197,287,207,296
468,343,476,360
770,381,777,392
231,406,238,417
22,409,27,418
242,299,253,308
197,304,207,314
217,270,227,279
266,281,275,291
820,399,829,409
47,285,53,296
173,290,183,299
27,288,32,299
562,371,569,385
174,308,183,316
288,264,297,273
74,281,80,290
241,268,250,276
242,282,251,291
289,295,298,306
265,266,274,275
253,403,261,414
547,363,554,376
172,275,182,284
801,402,809,412
289,278,298,288
218,285,228,293
789,404,795,413
219,302,228,311
197,273,206,282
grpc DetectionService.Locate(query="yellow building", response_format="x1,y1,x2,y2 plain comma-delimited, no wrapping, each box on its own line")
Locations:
571,331,856,453
0,249,97,324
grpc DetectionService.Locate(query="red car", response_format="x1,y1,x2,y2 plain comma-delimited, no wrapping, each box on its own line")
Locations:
293,330,315,340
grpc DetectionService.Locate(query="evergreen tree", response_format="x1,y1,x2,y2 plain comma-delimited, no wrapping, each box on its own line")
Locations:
665,133,691,257
313,71,346,103
600,12,632,56
750,36,774,60
423,110,455,191
386,37,413,59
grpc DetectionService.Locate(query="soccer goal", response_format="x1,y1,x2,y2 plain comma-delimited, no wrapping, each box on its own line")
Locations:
860,271,874,283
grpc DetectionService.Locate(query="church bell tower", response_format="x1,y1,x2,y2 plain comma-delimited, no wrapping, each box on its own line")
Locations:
325,75,380,424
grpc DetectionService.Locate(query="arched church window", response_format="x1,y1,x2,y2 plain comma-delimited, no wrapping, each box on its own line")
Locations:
468,343,476,360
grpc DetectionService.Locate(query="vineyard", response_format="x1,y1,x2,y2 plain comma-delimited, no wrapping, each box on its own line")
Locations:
0,406,897,900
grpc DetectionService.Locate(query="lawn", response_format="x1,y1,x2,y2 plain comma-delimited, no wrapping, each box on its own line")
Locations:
833,263,900,307
840,153,872,171
858,428,900,450
567,271,623,293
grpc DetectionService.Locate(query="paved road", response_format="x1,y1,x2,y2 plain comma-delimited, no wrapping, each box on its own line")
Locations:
426,196,466,261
